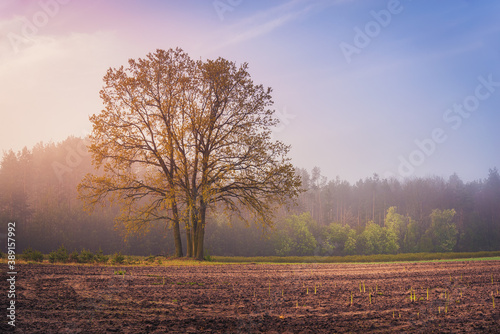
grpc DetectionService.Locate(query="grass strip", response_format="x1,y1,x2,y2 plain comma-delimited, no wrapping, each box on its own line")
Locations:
212,251,500,264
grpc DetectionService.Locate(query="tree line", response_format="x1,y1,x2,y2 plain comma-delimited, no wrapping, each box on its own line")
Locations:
292,167,500,254
1,136,499,257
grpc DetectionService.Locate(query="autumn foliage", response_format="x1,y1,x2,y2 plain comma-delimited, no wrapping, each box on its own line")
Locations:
78,48,301,259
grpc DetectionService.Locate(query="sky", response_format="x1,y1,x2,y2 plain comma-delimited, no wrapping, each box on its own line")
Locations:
1,0,499,183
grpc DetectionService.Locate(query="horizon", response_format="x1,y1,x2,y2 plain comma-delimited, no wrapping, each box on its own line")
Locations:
2,134,497,186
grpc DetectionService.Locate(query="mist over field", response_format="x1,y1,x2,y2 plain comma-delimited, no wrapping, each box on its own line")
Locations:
1,137,499,257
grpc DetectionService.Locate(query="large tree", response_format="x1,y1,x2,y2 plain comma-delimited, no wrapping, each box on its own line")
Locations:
78,48,301,259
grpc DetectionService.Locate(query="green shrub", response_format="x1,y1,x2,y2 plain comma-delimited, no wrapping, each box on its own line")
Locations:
69,251,80,263
111,252,125,265
48,252,56,263
204,250,215,262
48,245,69,263
22,247,44,262
95,249,109,264
125,255,139,265
79,249,95,263
145,255,156,264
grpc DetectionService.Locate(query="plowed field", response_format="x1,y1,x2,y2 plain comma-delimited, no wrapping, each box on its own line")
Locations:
2,260,499,333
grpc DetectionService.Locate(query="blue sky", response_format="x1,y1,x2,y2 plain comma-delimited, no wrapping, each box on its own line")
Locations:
1,0,499,183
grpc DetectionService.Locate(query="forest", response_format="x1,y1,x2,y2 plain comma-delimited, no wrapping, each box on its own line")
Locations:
1,136,499,257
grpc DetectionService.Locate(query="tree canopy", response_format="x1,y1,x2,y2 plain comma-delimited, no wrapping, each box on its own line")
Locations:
78,48,301,259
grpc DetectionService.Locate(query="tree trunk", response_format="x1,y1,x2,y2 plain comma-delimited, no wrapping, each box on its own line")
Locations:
191,211,198,258
193,224,199,259
186,225,193,258
171,205,183,257
195,203,206,260
172,221,183,257
168,196,183,257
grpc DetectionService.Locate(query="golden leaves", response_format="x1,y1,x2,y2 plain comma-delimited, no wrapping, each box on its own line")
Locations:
78,48,301,246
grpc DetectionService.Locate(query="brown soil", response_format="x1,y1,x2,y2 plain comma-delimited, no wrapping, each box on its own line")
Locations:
1,260,500,333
